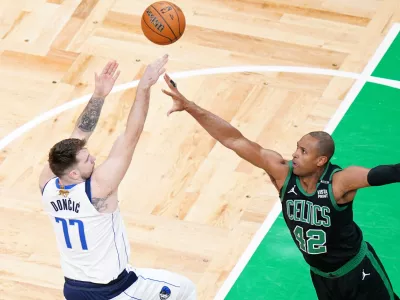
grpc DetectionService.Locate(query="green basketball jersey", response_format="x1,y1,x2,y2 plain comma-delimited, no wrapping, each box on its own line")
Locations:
280,161,363,272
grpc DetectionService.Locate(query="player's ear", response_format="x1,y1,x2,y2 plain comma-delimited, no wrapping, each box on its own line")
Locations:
68,168,80,179
317,156,328,167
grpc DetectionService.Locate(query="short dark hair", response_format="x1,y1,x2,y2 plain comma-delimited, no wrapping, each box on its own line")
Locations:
48,138,86,177
308,131,335,160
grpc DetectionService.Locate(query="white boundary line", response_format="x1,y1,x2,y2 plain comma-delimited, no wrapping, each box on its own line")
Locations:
213,22,400,300
1,64,400,151
325,23,400,133
0,66,359,151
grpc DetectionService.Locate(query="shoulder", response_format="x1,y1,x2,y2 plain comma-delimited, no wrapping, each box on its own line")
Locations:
90,169,113,197
277,160,294,194
39,163,56,191
330,165,345,187
326,161,342,173
331,166,370,200
320,162,342,182
40,176,57,195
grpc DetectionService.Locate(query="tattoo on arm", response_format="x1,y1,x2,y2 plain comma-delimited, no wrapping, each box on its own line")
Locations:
77,97,105,132
92,196,109,212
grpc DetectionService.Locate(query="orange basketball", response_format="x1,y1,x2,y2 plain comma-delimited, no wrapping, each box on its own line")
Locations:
141,1,186,45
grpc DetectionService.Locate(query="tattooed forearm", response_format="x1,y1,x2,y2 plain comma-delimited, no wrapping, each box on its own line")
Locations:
92,197,108,212
77,96,105,132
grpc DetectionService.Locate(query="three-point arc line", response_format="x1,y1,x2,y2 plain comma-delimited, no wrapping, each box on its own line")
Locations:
1,65,400,151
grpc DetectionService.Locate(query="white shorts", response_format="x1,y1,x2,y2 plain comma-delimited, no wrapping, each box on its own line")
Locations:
110,266,197,300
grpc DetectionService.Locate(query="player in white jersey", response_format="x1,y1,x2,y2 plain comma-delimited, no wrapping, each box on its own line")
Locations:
39,56,196,300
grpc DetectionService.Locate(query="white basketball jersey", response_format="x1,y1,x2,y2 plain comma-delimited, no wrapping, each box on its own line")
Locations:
41,177,130,284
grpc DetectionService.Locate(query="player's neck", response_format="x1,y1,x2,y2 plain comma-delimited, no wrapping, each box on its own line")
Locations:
58,176,84,187
298,167,325,193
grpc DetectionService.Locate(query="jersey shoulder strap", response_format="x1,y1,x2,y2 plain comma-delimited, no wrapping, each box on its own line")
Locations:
319,162,342,185
279,161,294,200
320,162,350,211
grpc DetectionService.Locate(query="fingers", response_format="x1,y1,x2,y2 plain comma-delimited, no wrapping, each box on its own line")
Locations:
101,60,119,76
158,67,166,76
152,57,162,68
164,73,172,83
113,70,121,82
158,53,168,64
109,61,119,76
102,61,113,75
162,89,175,97
164,73,177,90
155,54,169,71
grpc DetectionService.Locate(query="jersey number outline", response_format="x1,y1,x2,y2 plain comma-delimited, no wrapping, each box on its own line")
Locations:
293,225,327,255
55,217,88,250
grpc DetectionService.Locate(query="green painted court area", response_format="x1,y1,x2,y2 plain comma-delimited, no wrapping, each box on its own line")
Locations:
225,33,400,299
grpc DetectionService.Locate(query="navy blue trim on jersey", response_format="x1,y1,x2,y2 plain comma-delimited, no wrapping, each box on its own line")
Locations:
41,177,56,195
137,275,180,288
122,232,129,264
56,178,78,189
112,213,121,269
123,276,180,299
64,269,138,300
85,177,92,203
123,291,141,299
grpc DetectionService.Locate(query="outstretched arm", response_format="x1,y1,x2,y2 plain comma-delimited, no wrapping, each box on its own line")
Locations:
90,54,168,212
71,60,120,141
332,166,370,203
333,164,400,203
39,61,120,190
161,74,289,188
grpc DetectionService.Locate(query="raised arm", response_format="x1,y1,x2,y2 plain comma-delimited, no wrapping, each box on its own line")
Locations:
39,61,120,189
70,61,120,140
90,55,168,207
333,164,400,203
161,74,289,188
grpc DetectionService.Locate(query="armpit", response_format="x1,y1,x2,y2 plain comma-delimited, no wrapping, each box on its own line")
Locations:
92,190,113,213
92,196,109,212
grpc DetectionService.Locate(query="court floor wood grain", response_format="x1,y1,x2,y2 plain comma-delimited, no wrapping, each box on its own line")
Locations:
0,0,399,299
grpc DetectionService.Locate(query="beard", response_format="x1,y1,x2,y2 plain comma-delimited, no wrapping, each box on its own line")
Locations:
81,167,94,180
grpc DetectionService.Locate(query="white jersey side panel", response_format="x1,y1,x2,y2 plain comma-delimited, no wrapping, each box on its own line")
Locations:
42,178,130,283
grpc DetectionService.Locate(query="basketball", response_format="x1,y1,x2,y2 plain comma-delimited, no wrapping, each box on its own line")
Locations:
141,1,186,45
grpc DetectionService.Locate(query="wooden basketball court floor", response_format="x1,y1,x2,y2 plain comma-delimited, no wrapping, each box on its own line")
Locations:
1,0,400,299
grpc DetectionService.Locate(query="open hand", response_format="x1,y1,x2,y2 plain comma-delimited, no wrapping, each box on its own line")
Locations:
93,60,121,98
139,54,169,89
162,73,189,116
